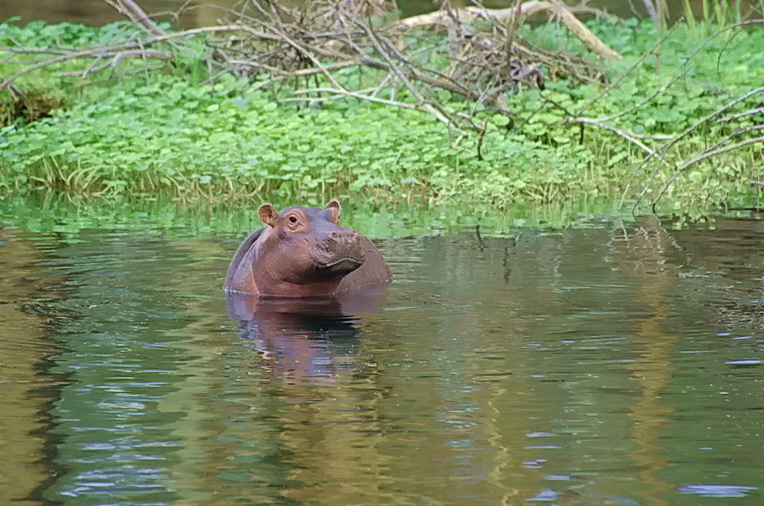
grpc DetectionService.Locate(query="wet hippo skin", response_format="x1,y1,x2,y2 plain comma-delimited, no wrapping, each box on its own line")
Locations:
225,200,393,297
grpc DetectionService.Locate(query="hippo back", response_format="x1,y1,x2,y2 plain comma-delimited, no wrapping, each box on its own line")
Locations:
225,227,264,290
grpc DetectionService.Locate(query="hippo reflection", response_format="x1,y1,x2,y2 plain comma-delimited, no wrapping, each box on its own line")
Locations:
227,291,386,384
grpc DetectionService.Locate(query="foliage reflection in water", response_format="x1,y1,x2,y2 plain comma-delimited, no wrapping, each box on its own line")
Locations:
0,208,763,505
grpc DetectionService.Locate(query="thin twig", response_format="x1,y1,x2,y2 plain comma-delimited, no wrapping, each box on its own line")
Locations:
0,24,269,91
717,107,764,123
103,0,166,37
576,22,680,116
563,117,671,161
650,136,764,207
628,86,764,209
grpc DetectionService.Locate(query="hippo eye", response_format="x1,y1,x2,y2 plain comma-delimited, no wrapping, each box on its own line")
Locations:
288,215,299,225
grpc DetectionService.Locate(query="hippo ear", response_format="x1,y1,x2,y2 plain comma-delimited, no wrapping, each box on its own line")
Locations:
258,204,279,227
325,199,341,223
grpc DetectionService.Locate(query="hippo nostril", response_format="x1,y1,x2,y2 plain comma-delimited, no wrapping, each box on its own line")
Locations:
322,229,362,249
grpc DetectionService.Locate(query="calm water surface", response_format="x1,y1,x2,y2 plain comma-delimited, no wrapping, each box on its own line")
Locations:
1,202,763,505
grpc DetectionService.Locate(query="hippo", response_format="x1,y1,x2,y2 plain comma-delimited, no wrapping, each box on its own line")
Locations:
225,199,392,297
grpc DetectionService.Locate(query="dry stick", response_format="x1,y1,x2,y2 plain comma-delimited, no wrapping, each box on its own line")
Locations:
272,30,396,112
563,117,667,160
548,0,621,61
401,1,549,28
369,73,395,99
712,20,764,80
575,23,679,116
340,12,456,125
618,22,764,205
443,0,466,66
621,21,764,123
0,48,168,91
504,0,525,55
670,124,764,174
253,16,348,93
717,107,764,123
0,24,266,91
591,67,690,124
346,13,429,97
247,0,292,36
630,86,764,209
55,50,171,77
231,60,356,81
282,88,424,111
375,34,476,99
715,124,764,142
236,2,354,64
62,64,165,90
400,1,621,61
651,136,764,209
393,32,490,104
345,10,483,127
374,34,476,100
0,47,74,57
103,0,166,37
640,0,660,24
499,0,525,103
462,0,524,106
617,24,764,206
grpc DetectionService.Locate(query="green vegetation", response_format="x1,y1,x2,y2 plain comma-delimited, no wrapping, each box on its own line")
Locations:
0,14,762,221
1,191,625,241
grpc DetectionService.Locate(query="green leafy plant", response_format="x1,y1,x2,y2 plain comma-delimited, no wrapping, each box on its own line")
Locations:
1,15,762,221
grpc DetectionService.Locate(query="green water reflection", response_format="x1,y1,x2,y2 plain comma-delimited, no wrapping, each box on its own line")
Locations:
1,201,763,504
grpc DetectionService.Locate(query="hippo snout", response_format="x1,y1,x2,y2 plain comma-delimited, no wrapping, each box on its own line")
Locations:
312,228,366,273
328,229,360,247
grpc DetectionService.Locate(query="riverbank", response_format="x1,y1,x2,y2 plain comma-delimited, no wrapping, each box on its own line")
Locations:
1,15,762,221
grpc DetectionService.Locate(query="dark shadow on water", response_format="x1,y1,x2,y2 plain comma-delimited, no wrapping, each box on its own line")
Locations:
225,289,387,384
226,288,388,321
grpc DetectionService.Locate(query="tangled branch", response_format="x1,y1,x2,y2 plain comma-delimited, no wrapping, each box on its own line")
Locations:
555,20,764,213
1,0,613,129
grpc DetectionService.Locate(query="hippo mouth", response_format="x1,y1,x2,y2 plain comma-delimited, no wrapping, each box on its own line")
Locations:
316,256,364,273
309,236,366,278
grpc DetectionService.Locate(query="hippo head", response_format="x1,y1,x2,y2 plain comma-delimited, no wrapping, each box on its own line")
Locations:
254,200,366,296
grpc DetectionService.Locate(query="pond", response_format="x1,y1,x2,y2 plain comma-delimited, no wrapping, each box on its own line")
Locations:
1,198,763,505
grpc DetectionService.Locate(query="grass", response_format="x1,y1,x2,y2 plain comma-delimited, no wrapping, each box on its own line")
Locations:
0,16,762,221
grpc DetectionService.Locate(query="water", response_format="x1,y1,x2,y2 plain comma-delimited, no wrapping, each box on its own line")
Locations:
1,201,763,505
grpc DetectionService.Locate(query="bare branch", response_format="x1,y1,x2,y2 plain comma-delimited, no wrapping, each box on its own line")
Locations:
399,0,622,61
103,0,166,37
563,117,671,161
651,136,764,207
